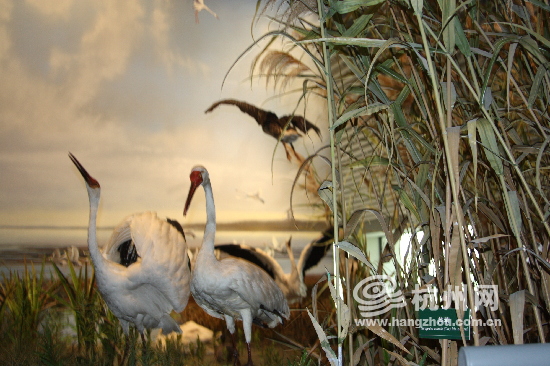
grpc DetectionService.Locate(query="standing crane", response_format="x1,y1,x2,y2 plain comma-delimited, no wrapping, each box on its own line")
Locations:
205,99,321,161
183,165,289,366
215,231,333,304
69,153,191,357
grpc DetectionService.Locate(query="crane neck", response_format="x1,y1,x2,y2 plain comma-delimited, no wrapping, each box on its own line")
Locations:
86,187,105,270
201,180,216,254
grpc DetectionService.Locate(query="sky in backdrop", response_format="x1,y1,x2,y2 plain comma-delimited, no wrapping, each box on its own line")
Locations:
0,0,330,233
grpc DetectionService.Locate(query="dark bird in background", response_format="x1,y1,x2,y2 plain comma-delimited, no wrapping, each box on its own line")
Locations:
205,99,321,161
215,231,333,304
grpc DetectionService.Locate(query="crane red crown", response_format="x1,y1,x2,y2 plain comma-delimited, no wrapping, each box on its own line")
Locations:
190,170,203,185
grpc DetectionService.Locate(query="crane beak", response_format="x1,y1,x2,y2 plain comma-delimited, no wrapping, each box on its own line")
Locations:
69,152,100,188
183,183,199,216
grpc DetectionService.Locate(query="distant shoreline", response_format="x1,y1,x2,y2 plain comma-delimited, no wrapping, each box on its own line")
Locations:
0,220,328,233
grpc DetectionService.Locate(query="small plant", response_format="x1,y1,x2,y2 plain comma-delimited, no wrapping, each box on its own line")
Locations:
52,260,102,359
288,349,315,366
1,260,57,354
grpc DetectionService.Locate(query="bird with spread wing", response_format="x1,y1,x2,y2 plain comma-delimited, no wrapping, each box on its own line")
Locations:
205,99,321,161
68,153,190,360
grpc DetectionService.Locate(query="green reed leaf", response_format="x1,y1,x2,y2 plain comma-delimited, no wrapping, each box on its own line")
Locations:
476,118,503,175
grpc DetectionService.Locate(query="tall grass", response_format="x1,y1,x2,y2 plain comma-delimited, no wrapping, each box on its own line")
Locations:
0,261,56,355
0,260,318,365
248,0,550,364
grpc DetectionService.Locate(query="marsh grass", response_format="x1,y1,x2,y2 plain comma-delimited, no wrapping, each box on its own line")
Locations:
0,260,323,365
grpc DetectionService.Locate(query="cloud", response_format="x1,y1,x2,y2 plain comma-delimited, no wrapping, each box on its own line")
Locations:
25,0,73,19
0,0,11,58
150,3,209,77
0,0,328,231
49,0,145,109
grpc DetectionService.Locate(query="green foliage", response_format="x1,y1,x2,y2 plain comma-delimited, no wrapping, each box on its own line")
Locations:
52,261,103,359
0,260,299,365
1,260,56,352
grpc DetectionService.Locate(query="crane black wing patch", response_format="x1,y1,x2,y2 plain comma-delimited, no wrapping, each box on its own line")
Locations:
117,239,140,267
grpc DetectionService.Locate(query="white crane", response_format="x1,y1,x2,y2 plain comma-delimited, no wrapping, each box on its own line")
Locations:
183,165,289,366
69,153,191,355
49,245,85,267
215,231,333,304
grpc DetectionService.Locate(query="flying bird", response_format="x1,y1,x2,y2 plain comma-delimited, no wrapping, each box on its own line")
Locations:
69,153,191,357
193,0,218,23
236,188,265,204
184,166,289,366
215,231,333,304
205,99,321,161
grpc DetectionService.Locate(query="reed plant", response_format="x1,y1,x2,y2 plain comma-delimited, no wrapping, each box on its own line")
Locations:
0,260,314,365
246,0,550,364
0,261,57,355
52,261,104,359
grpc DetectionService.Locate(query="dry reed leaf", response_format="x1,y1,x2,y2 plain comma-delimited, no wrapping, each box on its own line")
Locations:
479,336,491,346
441,82,457,111
344,208,394,245
467,119,478,205
311,273,328,320
506,191,523,239
386,349,416,366
439,0,456,50
543,272,550,312
509,289,525,344
366,323,411,355
447,126,461,189
411,0,424,16
336,241,376,271
483,87,493,110
435,205,448,235
430,212,443,289
332,105,368,131
327,276,351,340
506,42,518,109
476,118,503,175
394,186,421,222
306,308,338,366
352,338,374,366
450,341,458,366
477,202,506,232
318,179,343,225
470,234,509,243
449,221,462,289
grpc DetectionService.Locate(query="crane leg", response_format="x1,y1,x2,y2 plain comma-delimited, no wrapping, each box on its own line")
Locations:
224,315,241,366
141,332,147,357
231,332,241,366
240,309,254,366
244,342,254,366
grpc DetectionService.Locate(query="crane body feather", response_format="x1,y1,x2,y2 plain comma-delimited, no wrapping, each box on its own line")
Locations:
184,165,288,365
70,153,190,337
